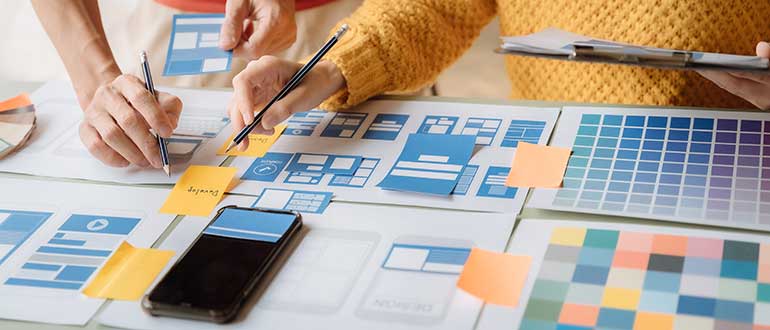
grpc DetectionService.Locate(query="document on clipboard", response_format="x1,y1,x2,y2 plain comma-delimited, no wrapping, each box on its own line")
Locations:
497,28,769,71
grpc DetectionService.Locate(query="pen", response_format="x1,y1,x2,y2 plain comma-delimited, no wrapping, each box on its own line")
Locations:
140,51,171,176
225,24,350,152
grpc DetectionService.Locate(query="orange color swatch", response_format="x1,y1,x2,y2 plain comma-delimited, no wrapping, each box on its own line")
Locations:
0,93,31,112
505,142,571,188
558,303,599,327
633,311,674,330
456,247,531,307
611,250,649,270
651,234,688,256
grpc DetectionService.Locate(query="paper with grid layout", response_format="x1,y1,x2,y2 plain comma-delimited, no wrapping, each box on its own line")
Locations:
477,219,770,330
0,81,230,184
228,100,559,213
98,195,516,330
0,178,174,325
529,106,770,231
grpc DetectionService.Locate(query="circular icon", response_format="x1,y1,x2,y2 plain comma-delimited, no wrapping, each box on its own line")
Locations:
251,163,278,177
86,218,109,231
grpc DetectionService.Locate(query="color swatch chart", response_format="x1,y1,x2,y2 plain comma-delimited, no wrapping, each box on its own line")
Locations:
529,107,770,231
520,226,770,330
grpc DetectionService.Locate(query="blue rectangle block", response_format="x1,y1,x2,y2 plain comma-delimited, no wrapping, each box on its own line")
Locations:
58,214,139,235
572,265,609,285
577,125,598,136
647,116,668,127
622,128,643,138
286,153,362,175
476,166,517,199
418,115,458,135
677,295,716,317
47,238,86,246
242,152,293,182
363,114,409,141
602,115,623,126
55,265,96,282
619,139,641,149
164,14,232,76
614,160,635,170
5,278,82,290
645,129,666,140
37,246,111,257
690,143,711,153
378,133,475,195
581,114,601,124
22,263,61,271
625,115,645,126
321,112,368,138
206,207,298,242
643,271,680,292
597,308,635,329
694,118,714,129
720,260,758,280
714,299,754,323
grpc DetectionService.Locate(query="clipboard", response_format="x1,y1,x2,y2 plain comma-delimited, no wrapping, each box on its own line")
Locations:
496,28,769,71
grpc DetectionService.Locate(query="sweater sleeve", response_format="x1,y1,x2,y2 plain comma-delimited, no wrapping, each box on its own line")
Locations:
318,0,498,110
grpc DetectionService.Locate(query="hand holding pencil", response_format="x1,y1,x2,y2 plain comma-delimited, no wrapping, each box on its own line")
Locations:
227,24,349,151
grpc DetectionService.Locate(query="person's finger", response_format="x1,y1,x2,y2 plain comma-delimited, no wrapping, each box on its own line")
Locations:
112,74,173,137
103,94,162,168
757,41,770,58
80,122,129,167
220,0,250,50
261,80,327,130
232,17,273,59
232,4,296,59
86,103,149,167
699,70,770,109
157,91,183,130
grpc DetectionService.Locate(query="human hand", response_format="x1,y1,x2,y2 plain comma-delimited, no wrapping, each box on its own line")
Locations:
229,56,345,150
699,42,770,110
219,0,297,60
80,74,182,168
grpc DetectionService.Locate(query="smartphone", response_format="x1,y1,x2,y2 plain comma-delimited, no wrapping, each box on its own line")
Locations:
142,205,302,323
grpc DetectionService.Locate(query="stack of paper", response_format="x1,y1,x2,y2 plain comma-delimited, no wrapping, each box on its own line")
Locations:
499,28,769,70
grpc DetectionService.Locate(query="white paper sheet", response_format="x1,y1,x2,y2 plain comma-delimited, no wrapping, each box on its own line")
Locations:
98,196,517,330
528,106,770,232
0,177,175,325
229,100,559,213
476,218,770,330
0,80,229,184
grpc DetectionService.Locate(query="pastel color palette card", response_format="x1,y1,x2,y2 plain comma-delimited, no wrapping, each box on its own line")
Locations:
518,225,770,330
529,107,770,232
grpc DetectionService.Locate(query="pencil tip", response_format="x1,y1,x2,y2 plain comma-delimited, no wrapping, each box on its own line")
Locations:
224,142,236,153
163,165,170,177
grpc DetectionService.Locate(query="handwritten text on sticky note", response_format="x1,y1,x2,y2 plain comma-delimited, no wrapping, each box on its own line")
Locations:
217,124,287,157
160,165,237,216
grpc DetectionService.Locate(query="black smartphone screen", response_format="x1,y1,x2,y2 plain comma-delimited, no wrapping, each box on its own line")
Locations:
148,207,299,312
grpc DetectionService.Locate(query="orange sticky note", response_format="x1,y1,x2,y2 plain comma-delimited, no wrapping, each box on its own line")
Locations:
160,165,237,216
217,124,287,157
0,93,31,112
83,242,174,301
505,142,571,187
456,247,531,307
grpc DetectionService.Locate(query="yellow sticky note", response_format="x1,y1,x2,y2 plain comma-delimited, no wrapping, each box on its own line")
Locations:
160,165,237,216
217,124,287,157
83,242,173,301
456,247,531,307
505,142,571,188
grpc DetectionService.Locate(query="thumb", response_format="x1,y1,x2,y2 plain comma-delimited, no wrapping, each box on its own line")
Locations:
220,0,250,50
757,41,770,59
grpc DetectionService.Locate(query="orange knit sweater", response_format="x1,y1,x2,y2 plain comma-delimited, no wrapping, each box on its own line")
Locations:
320,0,769,110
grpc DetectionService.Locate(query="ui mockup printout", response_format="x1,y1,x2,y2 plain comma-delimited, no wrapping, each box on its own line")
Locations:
99,195,516,330
477,218,770,330
0,178,174,325
0,81,230,184
229,100,560,213
529,106,770,231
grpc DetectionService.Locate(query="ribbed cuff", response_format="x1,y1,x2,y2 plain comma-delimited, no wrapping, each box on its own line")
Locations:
318,23,392,110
